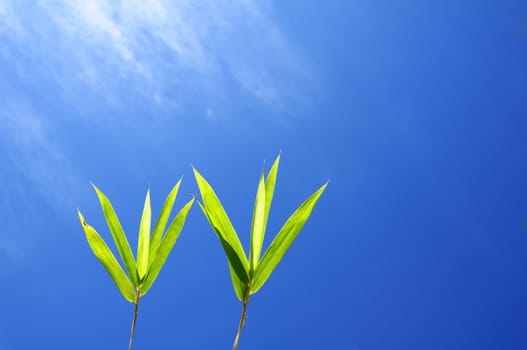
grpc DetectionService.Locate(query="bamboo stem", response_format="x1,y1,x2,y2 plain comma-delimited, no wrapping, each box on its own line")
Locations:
233,286,251,350
128,289,141,350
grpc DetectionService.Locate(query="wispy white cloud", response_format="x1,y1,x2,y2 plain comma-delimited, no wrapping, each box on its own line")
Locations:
0,0,312,113
0,98,80,212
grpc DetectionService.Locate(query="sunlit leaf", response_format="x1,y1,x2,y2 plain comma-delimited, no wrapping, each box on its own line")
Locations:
197,201,249,285
149,179,182,267
193,168,249,284
141,197,194,295
249,172,266,273
92,184,138,286
228,260,249,301
251,182,328,293
137,189,151,281
263,154,280,234
78,210,136,302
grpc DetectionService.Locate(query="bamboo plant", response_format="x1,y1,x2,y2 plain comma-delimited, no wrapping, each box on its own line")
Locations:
77,179,194,350
193,154,328,349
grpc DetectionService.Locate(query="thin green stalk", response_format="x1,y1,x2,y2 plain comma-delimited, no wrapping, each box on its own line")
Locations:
128,289,141,350
233,286,251,350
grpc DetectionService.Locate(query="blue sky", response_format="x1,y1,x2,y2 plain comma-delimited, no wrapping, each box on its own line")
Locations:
1,1,526,349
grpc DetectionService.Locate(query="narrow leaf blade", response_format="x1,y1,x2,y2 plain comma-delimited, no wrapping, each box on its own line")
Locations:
137,189,151,280
141,197,194,295
249,172,266,272
198,201,250,284
193,168,249,277
149,179,182,267
252,182,328,293
78,210,136,302
228,260,249,301
92,184,138,286
263,154,280,233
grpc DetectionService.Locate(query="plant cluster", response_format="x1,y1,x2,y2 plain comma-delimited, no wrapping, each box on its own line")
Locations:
78,154,327,349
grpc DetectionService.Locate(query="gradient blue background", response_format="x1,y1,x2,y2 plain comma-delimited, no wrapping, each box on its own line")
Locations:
1,1,526,349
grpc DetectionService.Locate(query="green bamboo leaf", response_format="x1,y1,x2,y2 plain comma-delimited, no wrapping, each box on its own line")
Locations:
263,154,280,233
149,179,182,267
251,182,328,293
78,210,136,302
197,201,250,285
141,197,194,295
249,154,280,274
137,189,151,281
249,172,266,272
193,168,249,281
92,184,138,286
228,260,249,301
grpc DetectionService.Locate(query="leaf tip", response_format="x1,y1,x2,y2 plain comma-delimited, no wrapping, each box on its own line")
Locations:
192,167,206,184
91,183,105,198
275,151,282,163
77,210,89,228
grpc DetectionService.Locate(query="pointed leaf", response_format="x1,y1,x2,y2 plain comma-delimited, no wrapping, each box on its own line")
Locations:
78,210,136,302
249,172,266,272
198,201,249,284
141,197,194,295
228,260,249,301
252,182,328,293
250,153,280,273
149,179,182,267
193,168,249,279
137,189,151,280
92,184,138,286
263,154,280,234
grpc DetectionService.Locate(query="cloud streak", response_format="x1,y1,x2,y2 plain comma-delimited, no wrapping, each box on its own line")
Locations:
0,97,80,212
0,0,312,112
